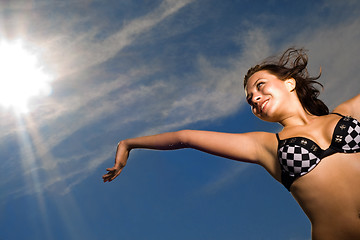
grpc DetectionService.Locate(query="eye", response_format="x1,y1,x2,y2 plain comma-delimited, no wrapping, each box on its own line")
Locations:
256,82,264,89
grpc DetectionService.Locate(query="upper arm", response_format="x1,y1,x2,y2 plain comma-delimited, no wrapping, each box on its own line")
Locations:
333,94,360,119
179,130,281,179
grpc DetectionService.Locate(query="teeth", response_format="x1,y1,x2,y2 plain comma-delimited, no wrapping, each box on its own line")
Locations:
261,100,268,111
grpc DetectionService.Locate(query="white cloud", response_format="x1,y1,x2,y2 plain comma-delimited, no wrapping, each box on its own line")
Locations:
0,0,197,199
200,16,360,193
40,0,194,77
141,28,272,135
2,0,360,200
294,16,360,109
199,163,250,195
0,0,194,152
8,27,273,197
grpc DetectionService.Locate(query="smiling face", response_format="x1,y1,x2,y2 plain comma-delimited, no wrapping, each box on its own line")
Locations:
245,70,295,122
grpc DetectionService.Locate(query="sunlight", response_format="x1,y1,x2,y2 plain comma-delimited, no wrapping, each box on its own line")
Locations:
0,40,52,113
17,113,90,239
14,115,54,239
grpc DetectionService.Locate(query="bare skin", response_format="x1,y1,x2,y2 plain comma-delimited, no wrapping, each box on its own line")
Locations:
103,70,360,239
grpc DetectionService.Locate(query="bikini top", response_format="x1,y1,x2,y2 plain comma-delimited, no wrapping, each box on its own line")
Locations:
276,113,360,191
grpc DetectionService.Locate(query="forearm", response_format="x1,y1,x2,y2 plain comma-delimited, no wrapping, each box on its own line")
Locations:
120,130,189,151
104,130,193,182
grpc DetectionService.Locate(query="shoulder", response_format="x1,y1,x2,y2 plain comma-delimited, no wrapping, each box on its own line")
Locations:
333,94,360,119
240,132,278,154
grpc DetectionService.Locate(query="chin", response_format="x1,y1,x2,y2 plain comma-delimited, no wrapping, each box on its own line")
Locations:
255,113,268,122
257,112,278,122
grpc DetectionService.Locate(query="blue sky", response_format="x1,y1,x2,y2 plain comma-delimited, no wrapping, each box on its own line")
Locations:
0,0,360,239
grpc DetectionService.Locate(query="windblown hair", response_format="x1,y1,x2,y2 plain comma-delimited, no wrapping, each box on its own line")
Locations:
244,48,329,116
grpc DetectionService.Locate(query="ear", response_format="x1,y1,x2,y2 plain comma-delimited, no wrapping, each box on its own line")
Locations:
284,78,296,92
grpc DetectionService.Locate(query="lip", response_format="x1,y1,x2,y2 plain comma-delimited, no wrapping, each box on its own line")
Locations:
260,99,269,113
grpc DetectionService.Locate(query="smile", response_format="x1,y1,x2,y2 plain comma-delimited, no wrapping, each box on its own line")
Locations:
260,100,269,112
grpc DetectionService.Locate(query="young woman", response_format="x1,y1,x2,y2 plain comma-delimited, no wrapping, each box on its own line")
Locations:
103,48,360,239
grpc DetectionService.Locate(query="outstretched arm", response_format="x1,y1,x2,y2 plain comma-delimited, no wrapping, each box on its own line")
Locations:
102,130,279,182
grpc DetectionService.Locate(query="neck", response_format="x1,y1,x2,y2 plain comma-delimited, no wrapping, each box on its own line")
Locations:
279,110,316,127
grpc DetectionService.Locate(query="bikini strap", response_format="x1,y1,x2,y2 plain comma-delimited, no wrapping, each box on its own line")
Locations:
330,112,344,117
275,133,280,141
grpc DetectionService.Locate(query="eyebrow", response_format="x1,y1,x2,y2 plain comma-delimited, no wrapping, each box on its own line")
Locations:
253,78,263,87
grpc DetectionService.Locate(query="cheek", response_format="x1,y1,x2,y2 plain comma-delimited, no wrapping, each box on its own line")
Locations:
262,84,274,94
264,84,285,98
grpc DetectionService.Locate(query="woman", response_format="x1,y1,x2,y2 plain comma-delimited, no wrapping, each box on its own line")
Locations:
103,48,360,239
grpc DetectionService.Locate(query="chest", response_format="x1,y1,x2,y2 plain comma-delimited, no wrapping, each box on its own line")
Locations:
278,116,338,149
276,114,360,191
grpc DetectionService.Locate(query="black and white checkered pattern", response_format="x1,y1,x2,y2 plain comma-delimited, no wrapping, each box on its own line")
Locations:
279,145,320,177
343,119,360,151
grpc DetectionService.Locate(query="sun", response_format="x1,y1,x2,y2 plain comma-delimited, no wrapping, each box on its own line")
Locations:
0,40,52,113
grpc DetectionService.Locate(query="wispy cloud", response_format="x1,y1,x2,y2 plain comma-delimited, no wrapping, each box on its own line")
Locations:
160,15,360,194
294,16,360,108
0,0,200,198
140,28,272,135
1,0,360,201
41,28,272,195
39,0,194,77
1,25,272,198
1,0,195,150
199,164,250,195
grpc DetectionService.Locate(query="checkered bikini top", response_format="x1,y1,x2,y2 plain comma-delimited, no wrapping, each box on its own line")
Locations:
276,112,360,191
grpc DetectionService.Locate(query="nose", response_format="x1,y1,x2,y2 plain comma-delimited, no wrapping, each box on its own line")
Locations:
252,94,261,105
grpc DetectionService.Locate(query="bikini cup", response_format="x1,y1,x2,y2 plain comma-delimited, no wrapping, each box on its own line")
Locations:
276,113,360,191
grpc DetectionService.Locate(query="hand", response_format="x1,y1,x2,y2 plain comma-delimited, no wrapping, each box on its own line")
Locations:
102,166,124,183
102,141,129,182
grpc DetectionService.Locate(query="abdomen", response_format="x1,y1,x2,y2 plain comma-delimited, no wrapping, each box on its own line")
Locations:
289,153,360,239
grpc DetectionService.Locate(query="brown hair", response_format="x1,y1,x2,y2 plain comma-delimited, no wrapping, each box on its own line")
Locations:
244,48,329,116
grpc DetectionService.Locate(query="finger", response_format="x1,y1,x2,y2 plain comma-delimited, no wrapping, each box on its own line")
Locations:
110,169,122,181
103,174,113,182
102,171,113,177
103,170,118,182
102,172,115,181
102,174,111,180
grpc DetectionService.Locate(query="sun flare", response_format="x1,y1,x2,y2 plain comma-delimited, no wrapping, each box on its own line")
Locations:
0,40,52,113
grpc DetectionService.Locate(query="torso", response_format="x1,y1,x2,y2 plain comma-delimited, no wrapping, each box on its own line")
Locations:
274,114,360,239
291,152,360,239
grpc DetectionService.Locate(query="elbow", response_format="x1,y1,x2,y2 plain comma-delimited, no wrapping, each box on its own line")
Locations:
176,130,192,147
118,139,131,151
